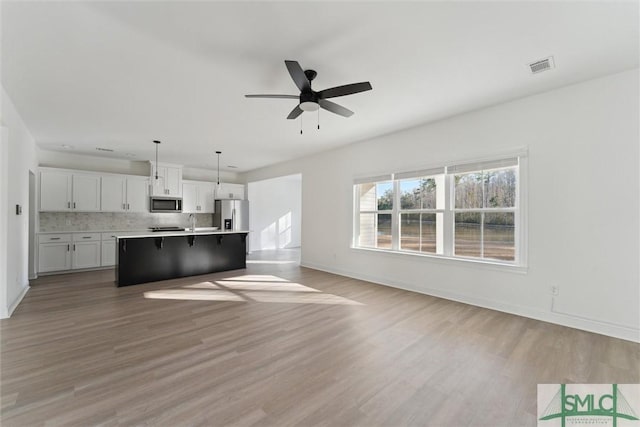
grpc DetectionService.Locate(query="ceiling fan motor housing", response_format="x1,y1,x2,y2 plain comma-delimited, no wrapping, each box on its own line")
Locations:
299,91,319,112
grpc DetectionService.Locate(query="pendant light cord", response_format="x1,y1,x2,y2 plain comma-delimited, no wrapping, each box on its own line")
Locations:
216,151,221,185
153,140,160,179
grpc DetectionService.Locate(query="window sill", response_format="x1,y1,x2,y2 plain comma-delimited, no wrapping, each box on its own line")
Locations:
349,246,528,274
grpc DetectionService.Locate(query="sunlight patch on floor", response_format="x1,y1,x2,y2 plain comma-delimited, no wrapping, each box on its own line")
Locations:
215,280,321,293
246,260,298,265
222,274,289,282
143,274,363,306
144,289,246,302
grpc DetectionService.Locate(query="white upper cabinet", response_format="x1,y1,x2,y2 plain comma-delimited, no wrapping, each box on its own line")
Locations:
200,183,215,212
40,170,72,211
40,169,100,212
215,183,245,200
126,176,149,212
101,175,126,212
182,181,215,213
182,182,199,213
72,173,101,211
149,162,182,197
101,175,149,212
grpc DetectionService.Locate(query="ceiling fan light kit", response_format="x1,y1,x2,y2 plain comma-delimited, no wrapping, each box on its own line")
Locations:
245,60,372,123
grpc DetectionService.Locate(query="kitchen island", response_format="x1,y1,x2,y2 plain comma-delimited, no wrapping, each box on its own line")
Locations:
115,230,248,286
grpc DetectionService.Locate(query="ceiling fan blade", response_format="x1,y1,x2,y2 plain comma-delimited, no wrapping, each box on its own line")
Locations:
287,105,303,120
318,82,372,99
319,99,354,117
245,94,299,99
285,60,311,92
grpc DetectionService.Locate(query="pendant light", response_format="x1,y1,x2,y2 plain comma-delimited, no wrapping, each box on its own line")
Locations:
215,151,222,194
153,140,161,180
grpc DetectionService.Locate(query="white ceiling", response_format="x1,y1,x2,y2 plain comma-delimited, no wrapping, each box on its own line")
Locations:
2,1,638,173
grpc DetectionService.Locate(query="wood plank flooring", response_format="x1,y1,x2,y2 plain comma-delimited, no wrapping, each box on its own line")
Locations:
2,250,639,426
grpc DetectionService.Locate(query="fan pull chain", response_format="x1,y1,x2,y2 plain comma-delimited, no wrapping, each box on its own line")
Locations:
317,108,320,130
300,115,303,135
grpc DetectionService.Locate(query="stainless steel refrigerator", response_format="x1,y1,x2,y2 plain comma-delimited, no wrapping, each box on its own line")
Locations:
213,199,249,231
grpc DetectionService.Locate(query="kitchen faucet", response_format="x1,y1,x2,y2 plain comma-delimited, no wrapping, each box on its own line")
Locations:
189,213,196,231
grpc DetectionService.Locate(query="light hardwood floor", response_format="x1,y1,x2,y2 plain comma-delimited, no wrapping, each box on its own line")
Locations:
2,250,639,426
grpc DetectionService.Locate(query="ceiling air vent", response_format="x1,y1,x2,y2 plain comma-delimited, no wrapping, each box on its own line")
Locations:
529,56,554,74
96,147,114,152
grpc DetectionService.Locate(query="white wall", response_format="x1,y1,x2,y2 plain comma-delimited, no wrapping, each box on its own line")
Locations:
0,86,39,318
244,69,640,342
38,149,242,183
248,174,302,251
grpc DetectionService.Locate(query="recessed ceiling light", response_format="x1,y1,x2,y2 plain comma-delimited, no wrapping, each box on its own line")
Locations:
124,153,136,157
96,147,115,152
61,144,73,150
227,165,238,169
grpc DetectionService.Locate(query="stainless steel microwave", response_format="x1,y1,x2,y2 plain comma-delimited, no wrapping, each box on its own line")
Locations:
150,197,182,213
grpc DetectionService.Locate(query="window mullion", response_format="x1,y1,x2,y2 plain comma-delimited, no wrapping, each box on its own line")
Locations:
443,173,454,256
391,179,400,251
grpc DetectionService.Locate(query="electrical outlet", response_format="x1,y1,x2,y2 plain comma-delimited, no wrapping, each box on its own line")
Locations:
550,285,560,296
66,219,72,226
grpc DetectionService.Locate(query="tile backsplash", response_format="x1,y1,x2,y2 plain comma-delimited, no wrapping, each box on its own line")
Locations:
39,212,213,232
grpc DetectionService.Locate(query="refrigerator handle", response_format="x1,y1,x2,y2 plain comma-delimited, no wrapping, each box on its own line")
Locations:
232,208,236,230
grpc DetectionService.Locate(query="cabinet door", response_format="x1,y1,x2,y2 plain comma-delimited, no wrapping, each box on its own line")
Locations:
101,240,116,266
72,174,101,211
229,184,245,200
126,177,149,212
215,183,230,199
150,167,167,196
40,170,72,211
165,167,182,197
199,183,216,213
38,243,71,272
182,182,199,213
72,241,101,269
101,175,126,212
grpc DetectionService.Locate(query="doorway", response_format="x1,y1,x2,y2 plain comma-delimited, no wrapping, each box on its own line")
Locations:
247,174,302,253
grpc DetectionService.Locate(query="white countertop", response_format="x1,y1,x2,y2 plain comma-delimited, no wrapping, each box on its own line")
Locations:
115,230,250,239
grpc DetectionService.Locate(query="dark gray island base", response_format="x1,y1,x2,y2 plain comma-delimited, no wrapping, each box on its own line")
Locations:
116,231,248,286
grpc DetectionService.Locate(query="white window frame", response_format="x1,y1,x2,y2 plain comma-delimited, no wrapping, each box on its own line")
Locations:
353,176,393,249
352,151,528,271
396,173,445,254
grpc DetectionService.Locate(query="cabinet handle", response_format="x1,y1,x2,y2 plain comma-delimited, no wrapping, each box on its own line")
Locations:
50,237,61,240
67,202,71,209
73,244,76,251
127,203,130,210
82,236,91,239
67,244,70,252
73,202,76,209
122,203,125,210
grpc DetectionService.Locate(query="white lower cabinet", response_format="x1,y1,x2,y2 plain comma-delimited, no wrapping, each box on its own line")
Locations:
101,232,119,266
72,241,101,269
38,232,103,273
38,242,72,272
71,233,101,270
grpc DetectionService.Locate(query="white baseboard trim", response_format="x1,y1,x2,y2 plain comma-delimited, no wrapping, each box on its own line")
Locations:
2,285,30,319
300,261,640,343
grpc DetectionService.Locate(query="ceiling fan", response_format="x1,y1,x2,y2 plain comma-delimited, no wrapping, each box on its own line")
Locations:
245,60,372,119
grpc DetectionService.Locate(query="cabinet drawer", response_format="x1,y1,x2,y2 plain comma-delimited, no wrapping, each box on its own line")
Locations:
72,233,101,242
38,233,72,244
101,232,119,241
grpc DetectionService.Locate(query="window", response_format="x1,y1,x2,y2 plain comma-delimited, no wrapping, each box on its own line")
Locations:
452,163,517,261
396,168,445,254
355,176,393,249
353,155,525,266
